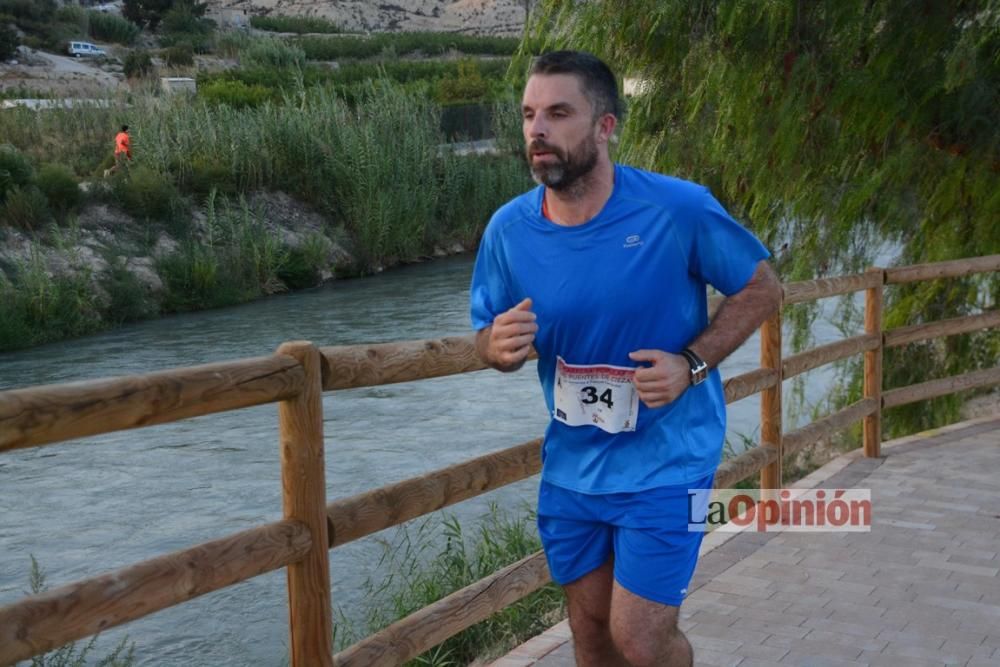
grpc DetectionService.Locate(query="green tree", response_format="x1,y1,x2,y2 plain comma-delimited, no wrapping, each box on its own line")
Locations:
529,1,999,431
0,22,18,61
123,0,205,31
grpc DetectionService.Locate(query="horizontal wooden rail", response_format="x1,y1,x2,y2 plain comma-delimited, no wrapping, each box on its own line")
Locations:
783,399,878,457
0,520,312,666
885,311,1000,348
0,355,304,453
723,368,779,404
714,443,778,489
782,334,880,379
328,439,542,548
782,271,882,305
883,366,1000,409
333,551,550,667
886,254,1000,284
321,336,491,390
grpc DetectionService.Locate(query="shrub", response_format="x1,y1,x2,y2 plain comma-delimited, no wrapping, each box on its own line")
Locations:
123,49,152,78
435,59,490,105
250,14,341,35
0,144,33,203
114,165,180,220
87,9,139,45
198,79,272,109
163,43,194,67
2,185,50,230
35,163,80,218
104,261,156,324
277,233,329,289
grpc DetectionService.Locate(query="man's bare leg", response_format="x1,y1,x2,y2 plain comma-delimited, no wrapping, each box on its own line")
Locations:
563,558,628,667
609,582,692,667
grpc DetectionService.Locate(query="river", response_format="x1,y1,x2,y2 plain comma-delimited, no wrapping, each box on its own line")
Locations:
0,254,845,666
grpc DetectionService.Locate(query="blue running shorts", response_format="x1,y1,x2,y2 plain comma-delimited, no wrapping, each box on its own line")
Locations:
537,472,715,607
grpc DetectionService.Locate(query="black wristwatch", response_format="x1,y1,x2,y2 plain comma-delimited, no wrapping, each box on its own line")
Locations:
679,348,709,386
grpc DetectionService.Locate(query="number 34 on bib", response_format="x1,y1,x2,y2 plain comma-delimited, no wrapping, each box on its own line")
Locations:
553,356,640,434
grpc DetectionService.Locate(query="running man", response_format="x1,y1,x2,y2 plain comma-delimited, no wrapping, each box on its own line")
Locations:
469,51,782,666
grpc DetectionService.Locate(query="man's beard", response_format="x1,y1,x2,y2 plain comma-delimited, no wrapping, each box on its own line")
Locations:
526,134,599,193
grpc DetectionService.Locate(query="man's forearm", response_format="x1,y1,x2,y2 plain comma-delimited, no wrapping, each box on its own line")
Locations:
688,261,782,368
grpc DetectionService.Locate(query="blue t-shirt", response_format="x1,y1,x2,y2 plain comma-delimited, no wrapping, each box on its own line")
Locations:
470,164,770,494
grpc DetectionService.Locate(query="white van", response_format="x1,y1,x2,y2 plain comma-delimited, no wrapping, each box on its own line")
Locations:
68,42,107,58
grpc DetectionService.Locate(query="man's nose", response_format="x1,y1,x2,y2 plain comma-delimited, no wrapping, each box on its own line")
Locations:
527,116,548,139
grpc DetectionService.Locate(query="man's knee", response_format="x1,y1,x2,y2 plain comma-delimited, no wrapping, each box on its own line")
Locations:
568,602,611,644
612,624,690,667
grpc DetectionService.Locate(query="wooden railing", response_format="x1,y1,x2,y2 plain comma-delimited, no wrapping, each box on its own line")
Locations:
1,254,998,667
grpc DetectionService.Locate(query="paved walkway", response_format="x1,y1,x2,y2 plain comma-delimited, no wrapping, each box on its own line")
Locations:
491,415,1000,667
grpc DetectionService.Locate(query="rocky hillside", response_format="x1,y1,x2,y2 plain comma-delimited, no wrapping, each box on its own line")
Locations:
214,0,534,36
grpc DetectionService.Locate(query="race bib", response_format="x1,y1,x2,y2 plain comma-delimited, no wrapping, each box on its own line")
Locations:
553,356,639,434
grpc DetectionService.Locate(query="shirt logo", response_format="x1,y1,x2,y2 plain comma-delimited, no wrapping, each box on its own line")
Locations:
624,234,643,249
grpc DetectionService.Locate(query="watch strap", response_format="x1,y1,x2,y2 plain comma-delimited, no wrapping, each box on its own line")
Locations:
679,348,709,385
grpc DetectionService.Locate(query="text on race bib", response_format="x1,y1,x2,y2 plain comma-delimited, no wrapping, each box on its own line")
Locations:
553,356,639,434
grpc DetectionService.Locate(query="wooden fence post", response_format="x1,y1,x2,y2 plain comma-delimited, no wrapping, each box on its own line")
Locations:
760,310,783,491
864,268,885,458
276,341,333,667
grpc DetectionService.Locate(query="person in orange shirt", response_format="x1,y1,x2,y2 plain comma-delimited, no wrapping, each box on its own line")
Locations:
105,125,131,176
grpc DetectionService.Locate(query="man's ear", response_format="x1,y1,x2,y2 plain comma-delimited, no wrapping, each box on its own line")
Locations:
597,113,617,142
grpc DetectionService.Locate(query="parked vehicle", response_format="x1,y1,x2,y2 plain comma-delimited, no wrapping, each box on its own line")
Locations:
67,41,106,58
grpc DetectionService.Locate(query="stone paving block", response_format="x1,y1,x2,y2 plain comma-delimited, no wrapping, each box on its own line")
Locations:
687,624,769,646
710,591,791,611
764,635,861,662
730,617,811,639
691,647,743,667
916,559,1000,577
685,610,740,628
703,580,776,600
734,641,791,661
689,634,743,655
777,651,866,666
801,615,887,638
874,628,947,650
822,599,889,621
802,628,889,652
880,639,976,663
858,650,944,667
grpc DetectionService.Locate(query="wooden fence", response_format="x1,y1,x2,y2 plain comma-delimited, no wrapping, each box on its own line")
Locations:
1,254,998,667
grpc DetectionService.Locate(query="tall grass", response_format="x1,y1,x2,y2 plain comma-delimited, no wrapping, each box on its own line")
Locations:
0,250,102,350
338,505,564,665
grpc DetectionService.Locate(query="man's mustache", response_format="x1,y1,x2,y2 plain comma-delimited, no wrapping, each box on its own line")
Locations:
527,140,562,156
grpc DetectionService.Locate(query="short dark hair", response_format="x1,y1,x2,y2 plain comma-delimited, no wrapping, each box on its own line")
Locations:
528,50,621,120
121,125,129,132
